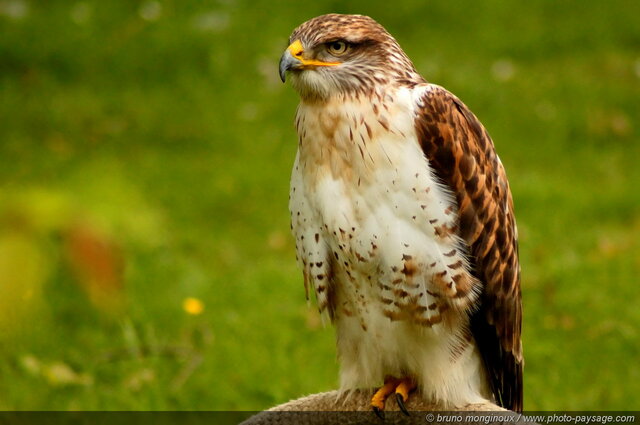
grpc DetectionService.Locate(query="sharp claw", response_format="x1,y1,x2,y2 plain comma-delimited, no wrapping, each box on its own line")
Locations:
373,406,385,420
396,393,410,416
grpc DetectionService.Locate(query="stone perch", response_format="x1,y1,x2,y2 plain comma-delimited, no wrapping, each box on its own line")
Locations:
242,389,512,425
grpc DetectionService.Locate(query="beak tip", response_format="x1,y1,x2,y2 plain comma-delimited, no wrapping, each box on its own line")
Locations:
279,48,299,85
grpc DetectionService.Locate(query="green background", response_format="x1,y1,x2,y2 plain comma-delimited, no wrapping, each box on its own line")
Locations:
1,0,639,411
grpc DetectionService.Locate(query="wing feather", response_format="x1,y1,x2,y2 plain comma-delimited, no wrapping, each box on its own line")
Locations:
414,85,524,412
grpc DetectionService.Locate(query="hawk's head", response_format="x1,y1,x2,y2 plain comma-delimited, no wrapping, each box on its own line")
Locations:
279,14,422,101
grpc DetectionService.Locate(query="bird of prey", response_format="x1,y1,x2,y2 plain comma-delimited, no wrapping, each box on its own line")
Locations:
279,14,523,415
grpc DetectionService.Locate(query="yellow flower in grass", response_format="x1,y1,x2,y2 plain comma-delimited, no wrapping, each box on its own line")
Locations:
182,297,204,315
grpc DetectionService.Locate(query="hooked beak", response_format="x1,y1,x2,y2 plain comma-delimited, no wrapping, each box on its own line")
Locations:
279,39,340,83
279,48,302,83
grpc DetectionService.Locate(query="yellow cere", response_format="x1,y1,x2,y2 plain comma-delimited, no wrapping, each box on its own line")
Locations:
182,297,204,315
287,39,305,57
287,39,340,67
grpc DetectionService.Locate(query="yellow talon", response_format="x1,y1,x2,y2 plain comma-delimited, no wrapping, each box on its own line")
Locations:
371,376,399,410
370,376,417,416
395,377,417,402
395,377,417,416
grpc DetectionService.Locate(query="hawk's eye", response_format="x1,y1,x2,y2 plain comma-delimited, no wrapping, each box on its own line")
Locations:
327,41,348,56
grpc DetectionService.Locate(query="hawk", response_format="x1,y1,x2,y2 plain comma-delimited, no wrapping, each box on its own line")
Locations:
279,14,523,414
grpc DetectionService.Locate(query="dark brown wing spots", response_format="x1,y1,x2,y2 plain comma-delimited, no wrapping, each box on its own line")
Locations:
415,85,523,412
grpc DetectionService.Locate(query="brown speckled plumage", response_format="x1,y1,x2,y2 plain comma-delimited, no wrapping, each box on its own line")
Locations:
282,13,523,412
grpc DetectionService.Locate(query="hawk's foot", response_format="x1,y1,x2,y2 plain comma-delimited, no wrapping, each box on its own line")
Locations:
371,376,417,418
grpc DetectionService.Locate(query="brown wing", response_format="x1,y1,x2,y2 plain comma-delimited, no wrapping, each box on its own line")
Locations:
415,85,524,412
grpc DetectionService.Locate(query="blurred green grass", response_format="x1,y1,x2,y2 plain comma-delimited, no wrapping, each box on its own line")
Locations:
1,0,639,411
